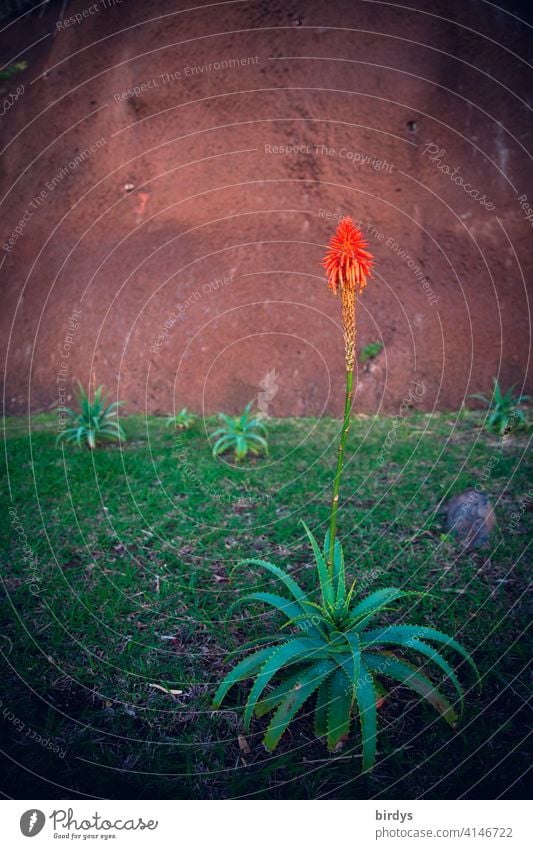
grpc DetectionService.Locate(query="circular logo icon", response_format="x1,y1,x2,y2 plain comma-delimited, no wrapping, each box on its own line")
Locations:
20,810,46,837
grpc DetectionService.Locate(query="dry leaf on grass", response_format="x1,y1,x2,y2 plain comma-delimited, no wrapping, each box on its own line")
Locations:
238,734,251,754
149,683,183,696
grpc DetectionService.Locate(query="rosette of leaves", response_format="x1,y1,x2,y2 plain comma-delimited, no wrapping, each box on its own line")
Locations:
56,383,126,450
360,340,384,365
213,523,478,771
470,378,529,436
166,407,196,430
0,61,27,79
211,401,268,461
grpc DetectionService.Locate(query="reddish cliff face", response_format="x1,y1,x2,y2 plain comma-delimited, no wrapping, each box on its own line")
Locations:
1,0,531,416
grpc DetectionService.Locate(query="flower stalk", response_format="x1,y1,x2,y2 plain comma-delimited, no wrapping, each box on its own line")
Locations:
322,218,374,577
327,359,354,573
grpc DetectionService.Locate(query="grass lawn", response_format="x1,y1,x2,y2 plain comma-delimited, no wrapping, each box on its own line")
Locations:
1,411,530,799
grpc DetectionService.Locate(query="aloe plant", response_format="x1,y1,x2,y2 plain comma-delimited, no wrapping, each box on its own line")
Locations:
166,407,196,430
212,217,478,772
213,523,477,766
0,61,27,80
56,383,125,450
211,401,268,461
470,378,528,436
360,340,384,364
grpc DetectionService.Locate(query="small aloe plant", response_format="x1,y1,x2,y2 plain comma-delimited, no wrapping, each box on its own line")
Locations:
213,523,478,765
0,61,27,80
213,218,478,771
56,382,125,450
211,401,268,461
360,340,384,364
166,407,196,430
470,378,528,436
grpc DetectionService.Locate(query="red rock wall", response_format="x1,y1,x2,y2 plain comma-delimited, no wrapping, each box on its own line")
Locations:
1,0,531,416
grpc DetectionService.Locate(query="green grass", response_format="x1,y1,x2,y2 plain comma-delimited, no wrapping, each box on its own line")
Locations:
1,411,530,799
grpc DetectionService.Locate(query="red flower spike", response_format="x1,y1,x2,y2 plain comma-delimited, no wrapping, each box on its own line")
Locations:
322,217,374,295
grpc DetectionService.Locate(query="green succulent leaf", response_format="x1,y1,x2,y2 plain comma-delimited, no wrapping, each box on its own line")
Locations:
243,639,328,728
348,588,413,630
212,646,274,708
263,659,335,751
254,666,308,718
400,637,465,713
234,558,312,611
314,678,330,739
213,436,235,456
302,521,334,607
229,592,322,638
364,652,458,727
361,625,479,682
225,634,286,659
327,665,352,751
355,658,378,771
344,577,358,612
324,529,346,609
469,393,489,405
167,407,195,428
341,631,362,696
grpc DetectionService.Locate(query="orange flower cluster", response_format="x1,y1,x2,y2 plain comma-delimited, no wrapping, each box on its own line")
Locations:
322,217,374,371
322,217,374,295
